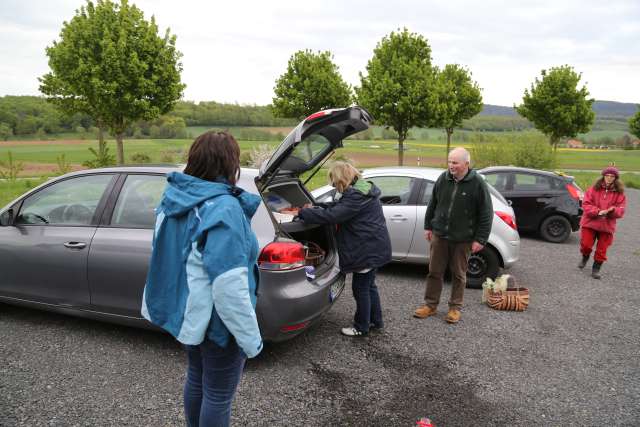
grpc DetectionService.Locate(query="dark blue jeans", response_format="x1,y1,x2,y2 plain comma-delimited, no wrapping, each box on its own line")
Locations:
352,269,383,333
183,338,246,427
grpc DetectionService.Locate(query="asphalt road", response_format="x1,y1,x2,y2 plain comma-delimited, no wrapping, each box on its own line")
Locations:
1,190,639,426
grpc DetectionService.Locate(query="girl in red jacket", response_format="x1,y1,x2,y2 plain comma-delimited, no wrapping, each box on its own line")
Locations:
578,166,626,279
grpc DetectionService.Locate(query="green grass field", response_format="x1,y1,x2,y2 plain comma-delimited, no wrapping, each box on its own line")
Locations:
2,136,639,207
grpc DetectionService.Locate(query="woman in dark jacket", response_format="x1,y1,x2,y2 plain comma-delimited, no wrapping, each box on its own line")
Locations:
296,162,392,337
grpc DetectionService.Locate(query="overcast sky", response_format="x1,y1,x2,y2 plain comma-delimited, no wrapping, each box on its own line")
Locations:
1,0,639,107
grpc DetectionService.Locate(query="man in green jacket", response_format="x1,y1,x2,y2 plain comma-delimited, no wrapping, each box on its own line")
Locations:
414,147,493,323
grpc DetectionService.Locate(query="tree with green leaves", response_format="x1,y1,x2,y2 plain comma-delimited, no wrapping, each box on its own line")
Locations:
433,64,483,158
40,0,185,164
272,50,352,119
515,65,594,151
629,107,640,139
356,28,437,165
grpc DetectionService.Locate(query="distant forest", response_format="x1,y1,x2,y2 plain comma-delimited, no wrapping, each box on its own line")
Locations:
0,95,636,139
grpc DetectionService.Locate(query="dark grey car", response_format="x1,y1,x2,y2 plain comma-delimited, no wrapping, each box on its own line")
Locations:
0,106,372,341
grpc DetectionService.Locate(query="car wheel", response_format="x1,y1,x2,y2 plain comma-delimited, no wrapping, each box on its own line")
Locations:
540,215,571,243
466,247,500,289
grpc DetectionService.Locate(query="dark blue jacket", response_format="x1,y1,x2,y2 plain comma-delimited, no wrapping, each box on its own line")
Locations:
298,180,391,273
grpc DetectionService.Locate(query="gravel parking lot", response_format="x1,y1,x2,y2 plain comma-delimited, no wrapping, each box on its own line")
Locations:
1,190,639,426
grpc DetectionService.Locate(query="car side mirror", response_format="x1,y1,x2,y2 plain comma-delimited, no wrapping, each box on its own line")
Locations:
0,208,14,226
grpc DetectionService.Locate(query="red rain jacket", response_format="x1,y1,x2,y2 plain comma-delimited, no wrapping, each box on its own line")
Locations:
580,185,626,234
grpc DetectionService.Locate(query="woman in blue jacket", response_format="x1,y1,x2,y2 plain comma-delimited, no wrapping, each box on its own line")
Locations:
297,162,391,337
142,131,262,426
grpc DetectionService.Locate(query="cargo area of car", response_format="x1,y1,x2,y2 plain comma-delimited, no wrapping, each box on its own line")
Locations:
262,179,337,274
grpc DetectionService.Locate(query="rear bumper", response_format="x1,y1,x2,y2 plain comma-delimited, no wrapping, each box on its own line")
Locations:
570,213,582,232
256,264,345,342
501,239,520,268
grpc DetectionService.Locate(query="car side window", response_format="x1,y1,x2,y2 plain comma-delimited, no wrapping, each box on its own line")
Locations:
513,173,551,191
419,181,435,205
15,174,113,226
483,173,508,191
367,176,417,205
111,175,166,228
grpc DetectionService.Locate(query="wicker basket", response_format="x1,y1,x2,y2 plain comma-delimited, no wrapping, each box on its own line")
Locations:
487,287,529,311
304,242,325,267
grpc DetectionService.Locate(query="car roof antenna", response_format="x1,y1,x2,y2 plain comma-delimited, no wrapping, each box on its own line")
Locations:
303,150,335,187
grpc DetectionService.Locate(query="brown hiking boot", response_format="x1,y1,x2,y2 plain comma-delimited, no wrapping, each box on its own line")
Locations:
445,309,461,324
414,305,437,319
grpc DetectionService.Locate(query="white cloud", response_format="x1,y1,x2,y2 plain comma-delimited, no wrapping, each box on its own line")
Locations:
1,0,638,106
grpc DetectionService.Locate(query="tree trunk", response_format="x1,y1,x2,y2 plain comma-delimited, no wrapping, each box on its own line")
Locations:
397,137,405,166
116,133,125,165
446,129,453,161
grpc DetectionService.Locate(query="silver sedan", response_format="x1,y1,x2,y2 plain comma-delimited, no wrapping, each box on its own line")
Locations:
312,166,520,287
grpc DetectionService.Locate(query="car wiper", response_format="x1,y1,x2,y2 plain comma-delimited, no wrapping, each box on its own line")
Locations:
303,150,335,187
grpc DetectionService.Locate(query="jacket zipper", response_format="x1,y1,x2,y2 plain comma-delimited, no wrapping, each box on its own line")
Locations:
446,181,459,229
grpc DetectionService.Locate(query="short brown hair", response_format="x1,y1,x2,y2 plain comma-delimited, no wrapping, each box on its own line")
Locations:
329,161,361,193
183,131,240,185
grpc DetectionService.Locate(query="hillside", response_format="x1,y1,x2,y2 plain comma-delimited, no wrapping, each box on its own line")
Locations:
480,100,638,118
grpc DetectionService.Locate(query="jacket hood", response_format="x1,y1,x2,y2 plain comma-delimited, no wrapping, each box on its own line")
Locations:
352,179,380,198
161,172,260,218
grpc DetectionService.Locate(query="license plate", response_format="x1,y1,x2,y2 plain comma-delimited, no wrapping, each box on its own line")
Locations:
329,277,345,302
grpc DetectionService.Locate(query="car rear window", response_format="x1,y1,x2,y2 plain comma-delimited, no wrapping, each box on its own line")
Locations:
486,184,508,205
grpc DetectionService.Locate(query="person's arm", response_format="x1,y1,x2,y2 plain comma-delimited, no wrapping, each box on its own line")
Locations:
473,179,493,247
424,177,440,232
298,191,361,225
582,188,600,218
200,204,262,358
608,193,626,219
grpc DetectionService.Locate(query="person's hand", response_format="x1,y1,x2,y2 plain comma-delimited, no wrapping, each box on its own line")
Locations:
279,207,299,215
471,241,484,253
607,206,616,213
598,209,607,216
302,203,313,208
425,230,432,241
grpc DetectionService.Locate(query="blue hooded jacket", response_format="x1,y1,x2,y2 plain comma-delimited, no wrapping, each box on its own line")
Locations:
141,172,263,358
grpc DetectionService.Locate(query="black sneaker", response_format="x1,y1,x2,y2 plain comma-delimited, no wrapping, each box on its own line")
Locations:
341,327,367,337
369,323,384,331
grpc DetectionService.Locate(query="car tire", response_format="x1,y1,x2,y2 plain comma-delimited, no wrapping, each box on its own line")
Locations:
466,246,500,289
539,215,571,243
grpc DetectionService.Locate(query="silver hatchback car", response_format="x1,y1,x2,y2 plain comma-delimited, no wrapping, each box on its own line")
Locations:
0,107,373,341
312,167,520,287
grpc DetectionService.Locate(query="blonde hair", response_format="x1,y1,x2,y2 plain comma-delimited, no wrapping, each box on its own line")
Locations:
329,161,361,193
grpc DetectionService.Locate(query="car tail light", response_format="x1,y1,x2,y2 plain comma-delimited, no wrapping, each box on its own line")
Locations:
566,183,583,201
496,211,517,230
258,242,305,270
280,321,310,333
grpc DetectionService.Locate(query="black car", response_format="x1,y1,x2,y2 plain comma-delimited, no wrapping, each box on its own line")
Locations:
478,166,583,243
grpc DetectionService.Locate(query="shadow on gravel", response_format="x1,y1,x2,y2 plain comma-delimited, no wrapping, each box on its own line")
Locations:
302,340,532,426
0,303,177,349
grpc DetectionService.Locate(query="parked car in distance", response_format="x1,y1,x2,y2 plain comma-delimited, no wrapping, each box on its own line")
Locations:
312,167,520,288
0,106,373,342
478,166,583,243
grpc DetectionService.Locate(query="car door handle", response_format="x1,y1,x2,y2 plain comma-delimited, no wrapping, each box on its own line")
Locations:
390,215,408,222
63,241,87,250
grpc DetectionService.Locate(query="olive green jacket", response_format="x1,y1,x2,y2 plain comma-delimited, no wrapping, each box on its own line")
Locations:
424,169,493,245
